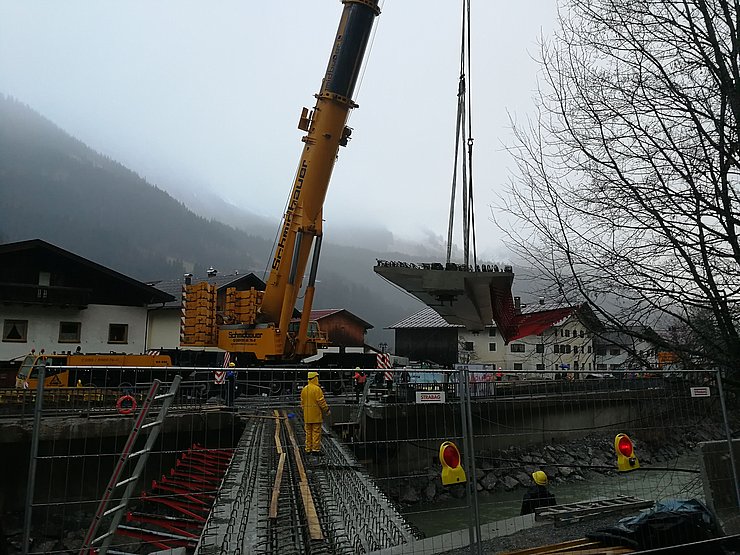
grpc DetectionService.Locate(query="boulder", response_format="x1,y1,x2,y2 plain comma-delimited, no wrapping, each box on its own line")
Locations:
400,485,420,504
424,482,437,501
480,472,498,491
500,475,520,491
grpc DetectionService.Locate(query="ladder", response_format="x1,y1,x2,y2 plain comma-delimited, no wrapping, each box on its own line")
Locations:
535,495,654,524
80,375,182,555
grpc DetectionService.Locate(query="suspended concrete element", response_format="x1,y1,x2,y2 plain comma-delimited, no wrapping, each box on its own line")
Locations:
374,263,517,334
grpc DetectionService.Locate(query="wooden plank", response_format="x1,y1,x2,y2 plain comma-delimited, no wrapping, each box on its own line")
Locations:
500,540,633,555
499,539,594,554
283,410,322,540
274,409,283,455
269,452,286,519
301,482,323,539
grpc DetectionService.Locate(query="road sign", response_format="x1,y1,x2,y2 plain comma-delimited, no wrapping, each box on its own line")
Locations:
690,386,711,398
416,391,446,404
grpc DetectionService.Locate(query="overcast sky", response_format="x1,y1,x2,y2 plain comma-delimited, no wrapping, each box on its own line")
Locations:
0,0,556,260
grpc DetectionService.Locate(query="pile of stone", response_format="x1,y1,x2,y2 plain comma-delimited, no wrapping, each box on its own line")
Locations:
387,420,721,506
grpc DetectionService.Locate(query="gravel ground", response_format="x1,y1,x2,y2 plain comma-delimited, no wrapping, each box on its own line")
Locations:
439,514,631,554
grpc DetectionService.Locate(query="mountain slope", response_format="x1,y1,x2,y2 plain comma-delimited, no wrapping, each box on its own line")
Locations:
0,95,423,344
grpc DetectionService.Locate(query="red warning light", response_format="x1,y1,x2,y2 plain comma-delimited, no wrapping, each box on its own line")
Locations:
617,435,633,457
443,444,460,468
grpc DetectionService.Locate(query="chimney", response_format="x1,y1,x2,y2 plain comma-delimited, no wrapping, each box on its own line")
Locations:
184,273,193,286
539,297,545,305
514,296,521,309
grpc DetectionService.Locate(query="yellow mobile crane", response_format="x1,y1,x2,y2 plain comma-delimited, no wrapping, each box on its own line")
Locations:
181,0,381,363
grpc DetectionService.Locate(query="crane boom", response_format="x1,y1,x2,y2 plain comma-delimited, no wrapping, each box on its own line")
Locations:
261,0,381,357
181,0,380,362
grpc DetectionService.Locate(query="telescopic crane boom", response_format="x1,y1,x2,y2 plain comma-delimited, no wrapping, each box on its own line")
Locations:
181,0,381,362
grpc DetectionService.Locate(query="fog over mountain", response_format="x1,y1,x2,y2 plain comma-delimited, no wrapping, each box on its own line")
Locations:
0,95,430,346
0,96,555,349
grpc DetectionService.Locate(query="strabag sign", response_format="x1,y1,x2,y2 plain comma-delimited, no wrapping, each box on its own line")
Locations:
416,391,446,404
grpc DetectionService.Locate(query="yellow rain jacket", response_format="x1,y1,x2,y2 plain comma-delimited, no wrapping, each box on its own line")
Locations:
301,375,329,423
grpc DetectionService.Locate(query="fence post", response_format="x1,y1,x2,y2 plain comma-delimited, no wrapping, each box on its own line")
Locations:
458,366,482,554
716,369,740,509
23,360,46,555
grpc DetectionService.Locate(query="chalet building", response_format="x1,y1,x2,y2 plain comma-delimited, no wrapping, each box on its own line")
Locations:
306,309,373,348
389,308,461,368
593,329,661,373
390,301,602,375
0,239,174,366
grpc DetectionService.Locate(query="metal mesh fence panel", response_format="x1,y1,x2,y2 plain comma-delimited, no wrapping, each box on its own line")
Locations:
8,365,738,554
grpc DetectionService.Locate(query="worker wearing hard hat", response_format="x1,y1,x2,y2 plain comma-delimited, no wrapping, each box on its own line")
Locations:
300,371,330,455
225,362,236,407
520,471,557,515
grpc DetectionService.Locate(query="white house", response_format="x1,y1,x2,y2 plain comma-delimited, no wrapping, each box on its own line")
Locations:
0,240,174,369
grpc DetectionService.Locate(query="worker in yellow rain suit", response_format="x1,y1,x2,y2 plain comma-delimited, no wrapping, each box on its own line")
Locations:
300,371,330,456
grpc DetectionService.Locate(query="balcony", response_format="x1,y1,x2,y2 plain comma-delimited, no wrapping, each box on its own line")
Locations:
0,282,92,308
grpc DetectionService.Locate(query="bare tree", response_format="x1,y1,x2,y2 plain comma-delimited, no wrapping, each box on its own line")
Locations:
501,0,740,374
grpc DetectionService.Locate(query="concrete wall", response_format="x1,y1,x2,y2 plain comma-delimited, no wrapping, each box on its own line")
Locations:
1,304,148,360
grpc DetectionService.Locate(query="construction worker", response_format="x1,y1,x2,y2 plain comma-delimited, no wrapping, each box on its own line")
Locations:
520,470,557,515
225,362,236,407
300,371,330,456
353,367,367,403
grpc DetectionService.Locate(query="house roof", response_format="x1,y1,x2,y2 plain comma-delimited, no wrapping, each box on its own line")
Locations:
149,273,266,307
0,239,174,305
390,302,588,338
308,309,373,330
389,307,464,329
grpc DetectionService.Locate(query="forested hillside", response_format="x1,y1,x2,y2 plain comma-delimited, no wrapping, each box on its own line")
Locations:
0,96,423,344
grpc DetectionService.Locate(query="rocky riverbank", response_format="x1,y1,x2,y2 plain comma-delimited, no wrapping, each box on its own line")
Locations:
384,420,721,508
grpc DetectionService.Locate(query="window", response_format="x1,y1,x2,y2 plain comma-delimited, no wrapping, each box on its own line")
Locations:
560,330,564,337
553,344,560,354
59,321,81,343
562,344,572,354
609,348,621,356
536,344,544,353
510,343,525,353
588,346,593,353
108,324,129,344
3,319,28,342
597,363,607,371
489,327,497,337
536,363,545,371
513,363,523,370
573,361,579,370
488,343,496,352
573,346,579,354
580,330,585,338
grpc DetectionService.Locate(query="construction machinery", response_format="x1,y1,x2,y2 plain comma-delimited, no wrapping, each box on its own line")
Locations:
180,0,381,365
15,351,173,389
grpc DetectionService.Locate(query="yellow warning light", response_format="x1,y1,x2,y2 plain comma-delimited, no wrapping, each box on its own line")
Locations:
615,433,640,472
439,441,467,485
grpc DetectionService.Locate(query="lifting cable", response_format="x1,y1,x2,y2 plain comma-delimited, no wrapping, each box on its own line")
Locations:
446,0,478,268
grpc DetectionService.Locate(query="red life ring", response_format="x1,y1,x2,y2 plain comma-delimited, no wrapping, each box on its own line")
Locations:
116,394,137,415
